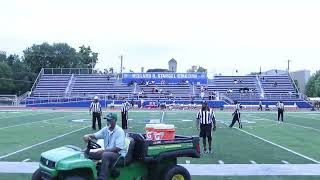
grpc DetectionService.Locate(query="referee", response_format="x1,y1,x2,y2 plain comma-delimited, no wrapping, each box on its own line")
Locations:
196,102,216,154
229,101,242,128
121,101,130,130
89,96,102,130
276,101,284,123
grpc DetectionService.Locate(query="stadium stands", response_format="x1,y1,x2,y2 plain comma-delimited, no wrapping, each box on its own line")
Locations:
32,74,71,97
28,69,310,108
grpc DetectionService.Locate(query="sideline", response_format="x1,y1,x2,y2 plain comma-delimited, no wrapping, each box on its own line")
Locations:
2,162,320,176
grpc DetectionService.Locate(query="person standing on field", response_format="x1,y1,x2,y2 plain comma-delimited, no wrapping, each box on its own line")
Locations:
258,100,263,111
89,96,102,130
229,101,242,128
121,101,130,130
276,101,284,123
196,101,216,154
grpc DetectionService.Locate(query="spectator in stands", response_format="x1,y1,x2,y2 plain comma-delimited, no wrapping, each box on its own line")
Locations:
234,79,238,84
140,99,144,109
227,89,233,93
157,100,160,108
146,81,149,86
209,92,213,100
200,91,205,100
130,98,134,107
169,92,173,100
273,81,278,87
159,88,163,94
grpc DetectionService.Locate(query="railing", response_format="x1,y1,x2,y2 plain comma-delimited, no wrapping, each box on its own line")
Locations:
64,74,74,95
223,92,303,101
43,68,95,75
220,93,234,104
17,91,31,105
288,72,300,94
255,74,264,98
30,68,44,94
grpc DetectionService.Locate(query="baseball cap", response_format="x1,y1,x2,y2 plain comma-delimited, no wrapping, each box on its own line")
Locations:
103,113,117,121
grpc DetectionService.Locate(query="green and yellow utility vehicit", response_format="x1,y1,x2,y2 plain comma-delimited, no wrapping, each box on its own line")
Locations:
32,133,200,180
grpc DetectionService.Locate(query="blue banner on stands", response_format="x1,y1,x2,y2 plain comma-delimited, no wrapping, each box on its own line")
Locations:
122,73,207,83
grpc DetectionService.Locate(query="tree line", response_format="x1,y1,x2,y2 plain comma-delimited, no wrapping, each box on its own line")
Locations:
0,42,98,95
305,71,320,97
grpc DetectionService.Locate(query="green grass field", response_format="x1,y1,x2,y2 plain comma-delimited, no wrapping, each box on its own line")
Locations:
0,109,320,180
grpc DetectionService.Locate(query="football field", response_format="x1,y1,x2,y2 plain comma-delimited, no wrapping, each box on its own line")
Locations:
0,109,320,180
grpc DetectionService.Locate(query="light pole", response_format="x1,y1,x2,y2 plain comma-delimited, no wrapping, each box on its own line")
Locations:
119,55,123,75
287,59,291,72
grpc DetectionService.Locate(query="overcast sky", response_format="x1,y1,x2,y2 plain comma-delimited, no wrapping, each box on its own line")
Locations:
1,0,320,76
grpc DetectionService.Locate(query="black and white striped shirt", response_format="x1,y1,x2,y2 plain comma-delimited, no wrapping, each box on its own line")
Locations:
235,103,241,113
121,103,129,113
197,109,215,124
277,102,284,110
90,102,101,113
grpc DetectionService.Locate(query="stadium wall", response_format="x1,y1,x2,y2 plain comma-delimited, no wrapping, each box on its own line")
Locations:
239,101,312,108
25,100,226,108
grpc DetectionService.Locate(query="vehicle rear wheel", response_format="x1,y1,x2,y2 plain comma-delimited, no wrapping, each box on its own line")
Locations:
162,165,190,180
31,169,41,180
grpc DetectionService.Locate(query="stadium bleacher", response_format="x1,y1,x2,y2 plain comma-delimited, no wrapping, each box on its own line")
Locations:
32,74,71,97
27,69,310,108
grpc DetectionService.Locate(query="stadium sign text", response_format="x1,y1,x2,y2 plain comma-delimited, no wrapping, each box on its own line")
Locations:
123,73,206,79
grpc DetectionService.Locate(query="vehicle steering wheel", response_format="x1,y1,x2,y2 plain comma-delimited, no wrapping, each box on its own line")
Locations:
87,140,102,150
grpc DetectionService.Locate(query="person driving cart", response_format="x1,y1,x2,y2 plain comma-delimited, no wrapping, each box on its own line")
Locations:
83,113,126,180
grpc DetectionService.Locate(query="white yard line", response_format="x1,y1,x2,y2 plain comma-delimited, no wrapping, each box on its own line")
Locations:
0,126,89,160
238,128,320,163
0,114,82,130
250,160,257,164
249,114,320,133
286,113,320,121
22,158,30,162
182,164,320,176
4,162,320,175
218,120,320,164
282,160,290,164
161,111,165,123
0,111,52,120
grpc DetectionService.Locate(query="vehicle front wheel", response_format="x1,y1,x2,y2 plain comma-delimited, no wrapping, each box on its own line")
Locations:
31,169,41,180
162,165,191,180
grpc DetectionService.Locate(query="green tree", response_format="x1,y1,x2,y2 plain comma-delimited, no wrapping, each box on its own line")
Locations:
0,52,6,62
23,43,97,73
305,71,320,97
78,45,98,69
197,66,207,73
187,65,207,73
0,62,14,94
